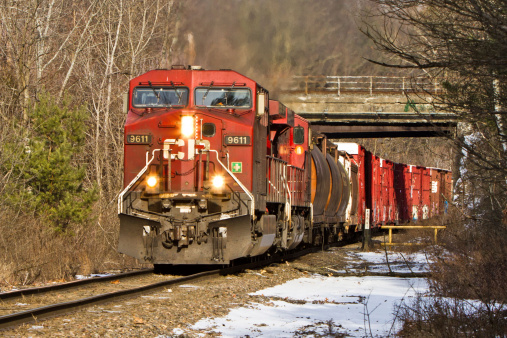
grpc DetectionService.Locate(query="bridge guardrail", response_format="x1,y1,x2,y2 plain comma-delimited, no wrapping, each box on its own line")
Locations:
290,76,441,96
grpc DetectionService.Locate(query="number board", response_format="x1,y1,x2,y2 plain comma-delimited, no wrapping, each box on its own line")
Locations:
126,134,152,144
224,135,251,145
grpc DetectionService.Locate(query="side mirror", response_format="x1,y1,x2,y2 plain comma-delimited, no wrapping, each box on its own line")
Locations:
123,92,129,114
256,92,265,117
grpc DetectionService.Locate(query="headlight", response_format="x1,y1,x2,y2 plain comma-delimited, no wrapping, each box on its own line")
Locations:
212,175,224,188
146,176,158,188
295,145,304,155
181,115,194,138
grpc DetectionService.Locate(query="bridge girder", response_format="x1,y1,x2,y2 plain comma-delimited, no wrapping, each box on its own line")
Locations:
278,77,458,138
310,122,455,138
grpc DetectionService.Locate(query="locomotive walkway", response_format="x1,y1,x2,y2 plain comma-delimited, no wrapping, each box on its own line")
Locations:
278,75,458,138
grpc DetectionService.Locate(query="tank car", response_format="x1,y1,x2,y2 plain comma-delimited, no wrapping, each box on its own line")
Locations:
117,66,451,266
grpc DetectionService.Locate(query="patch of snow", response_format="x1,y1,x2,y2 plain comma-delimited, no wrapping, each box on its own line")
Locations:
29,325,44,330
192,276,427,337
464,132,481,146
172,327,185,335
343,251,431,274
179,284,201,289
74,273,111,280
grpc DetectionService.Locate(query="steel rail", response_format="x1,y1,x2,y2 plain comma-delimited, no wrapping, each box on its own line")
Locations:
0,244,338,330
0,269,154,301
0,269,219,330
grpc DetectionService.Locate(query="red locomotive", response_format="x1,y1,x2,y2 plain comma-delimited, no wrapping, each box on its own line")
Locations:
118,66,452,265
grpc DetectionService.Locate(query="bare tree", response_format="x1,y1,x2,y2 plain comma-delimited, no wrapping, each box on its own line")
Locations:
0,0,102,119
361,1,507,167
0,0,182,282
63,0,181,247
361,1,507,334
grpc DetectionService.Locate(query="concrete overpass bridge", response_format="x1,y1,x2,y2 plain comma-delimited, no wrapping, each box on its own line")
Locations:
278,76,458,138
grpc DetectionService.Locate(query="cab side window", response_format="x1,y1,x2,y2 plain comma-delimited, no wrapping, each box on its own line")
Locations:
293,126,305,144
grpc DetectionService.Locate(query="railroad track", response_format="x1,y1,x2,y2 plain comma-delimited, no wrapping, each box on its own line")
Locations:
0,268,220,330
0,269,153,301
0,246,319,330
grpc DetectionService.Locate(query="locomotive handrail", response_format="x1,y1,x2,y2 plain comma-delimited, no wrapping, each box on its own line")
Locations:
266,156,288,205
118,149,161,214
284,165,291,224
266,157,296,223
287,165,306,207
209,150,255,218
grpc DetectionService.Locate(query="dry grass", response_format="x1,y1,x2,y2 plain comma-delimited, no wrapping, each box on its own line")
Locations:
0,203,142,286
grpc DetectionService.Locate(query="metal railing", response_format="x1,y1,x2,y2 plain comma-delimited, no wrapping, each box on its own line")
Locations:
381,225,447,246
267,156,288,204
267,157,307,207
287,165,306,207
289,76,441,96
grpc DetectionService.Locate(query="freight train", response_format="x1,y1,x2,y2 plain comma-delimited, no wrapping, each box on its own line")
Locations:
117,66,452,265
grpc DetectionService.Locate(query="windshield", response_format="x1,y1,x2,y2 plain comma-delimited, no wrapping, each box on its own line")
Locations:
133,87,188,107
195,88,251,108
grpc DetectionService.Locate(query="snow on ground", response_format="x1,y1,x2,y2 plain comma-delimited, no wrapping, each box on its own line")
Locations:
74,273,112,280
344,251,432,274
191,250,430,337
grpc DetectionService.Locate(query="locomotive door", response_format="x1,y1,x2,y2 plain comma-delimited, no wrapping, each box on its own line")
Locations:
411,166,422,221
430,169,441,217
421,169,431,219
393,164,406,222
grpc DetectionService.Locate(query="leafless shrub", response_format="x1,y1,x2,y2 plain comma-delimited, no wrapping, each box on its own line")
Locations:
396,292,507,337
392,210,507,336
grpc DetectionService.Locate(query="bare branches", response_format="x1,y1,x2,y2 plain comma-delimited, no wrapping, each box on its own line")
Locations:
363,0,507,175
362,2,507,333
